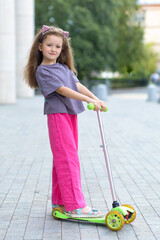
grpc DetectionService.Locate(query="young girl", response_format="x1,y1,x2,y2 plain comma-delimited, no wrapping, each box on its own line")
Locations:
24,25,107,218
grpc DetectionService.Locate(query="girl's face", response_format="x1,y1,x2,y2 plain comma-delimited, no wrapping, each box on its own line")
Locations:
39,34,63,65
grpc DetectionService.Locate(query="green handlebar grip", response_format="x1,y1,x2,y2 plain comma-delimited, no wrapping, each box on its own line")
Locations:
87,103,108,112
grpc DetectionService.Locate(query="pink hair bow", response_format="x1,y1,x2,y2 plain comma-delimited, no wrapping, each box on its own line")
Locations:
42,25,50,34
42,25,69,38
63,31,69,38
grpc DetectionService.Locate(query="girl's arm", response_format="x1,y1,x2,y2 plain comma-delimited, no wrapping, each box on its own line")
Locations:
76,82,107,111
76,82,99,101
56,86,102,111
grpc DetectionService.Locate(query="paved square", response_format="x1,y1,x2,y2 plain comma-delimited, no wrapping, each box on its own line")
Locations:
0,88,160,240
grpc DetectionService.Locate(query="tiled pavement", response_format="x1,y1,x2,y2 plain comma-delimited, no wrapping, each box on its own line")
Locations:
0,88,160,240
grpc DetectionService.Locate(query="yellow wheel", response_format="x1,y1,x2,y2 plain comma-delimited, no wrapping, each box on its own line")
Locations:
52,207,63,220
105,210,125,231
122,204,136,224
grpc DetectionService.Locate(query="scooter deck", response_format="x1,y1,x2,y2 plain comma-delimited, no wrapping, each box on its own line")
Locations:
53,206,134,223
53,210,106,224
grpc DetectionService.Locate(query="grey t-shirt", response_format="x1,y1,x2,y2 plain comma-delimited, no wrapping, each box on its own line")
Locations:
36,62,85,115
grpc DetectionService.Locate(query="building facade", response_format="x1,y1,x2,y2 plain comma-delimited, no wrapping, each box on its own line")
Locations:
138,0,160,70
0,0,34,104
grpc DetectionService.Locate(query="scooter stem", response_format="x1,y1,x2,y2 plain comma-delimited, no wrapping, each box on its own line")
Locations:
97,111,119,207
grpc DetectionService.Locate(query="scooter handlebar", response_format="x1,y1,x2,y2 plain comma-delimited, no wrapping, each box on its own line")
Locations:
87,103,108,112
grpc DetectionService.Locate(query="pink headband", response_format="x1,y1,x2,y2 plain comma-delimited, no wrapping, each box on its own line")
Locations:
42,25,69,38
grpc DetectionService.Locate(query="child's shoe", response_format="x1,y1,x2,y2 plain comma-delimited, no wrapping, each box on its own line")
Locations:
67,207,104,218
52,204,66,212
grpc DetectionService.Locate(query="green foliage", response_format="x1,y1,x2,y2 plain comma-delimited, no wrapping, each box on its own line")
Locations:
35,0,73,29
114,0,157,78
131,43,158,78
115,0,143,73
35,0,118,79
35,0,157,81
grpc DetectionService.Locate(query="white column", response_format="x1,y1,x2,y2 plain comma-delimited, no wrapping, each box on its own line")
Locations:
0,0,16,104
16,0,35,97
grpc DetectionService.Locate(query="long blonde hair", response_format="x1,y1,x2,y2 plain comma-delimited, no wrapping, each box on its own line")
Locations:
24,26,77,89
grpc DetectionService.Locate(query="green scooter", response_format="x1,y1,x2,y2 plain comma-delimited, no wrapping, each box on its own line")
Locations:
52,103,136,231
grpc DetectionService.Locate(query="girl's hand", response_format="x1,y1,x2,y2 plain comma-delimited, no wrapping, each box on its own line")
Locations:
87,99,107,111
99,100,107,112
92,100,101,111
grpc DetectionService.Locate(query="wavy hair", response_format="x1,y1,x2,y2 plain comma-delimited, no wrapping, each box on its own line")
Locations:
24,26,77,89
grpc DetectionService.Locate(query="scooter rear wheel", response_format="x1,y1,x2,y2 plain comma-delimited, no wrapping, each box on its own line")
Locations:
105,210,125,231
52,207,63,220
122,204,136,224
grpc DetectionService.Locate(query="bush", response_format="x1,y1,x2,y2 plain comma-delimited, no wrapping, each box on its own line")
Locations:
88,77,148,89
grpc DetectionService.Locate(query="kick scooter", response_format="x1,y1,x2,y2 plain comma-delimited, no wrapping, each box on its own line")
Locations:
52,103,136,231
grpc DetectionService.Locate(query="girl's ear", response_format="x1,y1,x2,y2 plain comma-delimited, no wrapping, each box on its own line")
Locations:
39,43,42,51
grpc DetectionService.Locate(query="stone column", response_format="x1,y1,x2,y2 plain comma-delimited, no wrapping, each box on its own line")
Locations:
15,0,35,97
0,0,16,104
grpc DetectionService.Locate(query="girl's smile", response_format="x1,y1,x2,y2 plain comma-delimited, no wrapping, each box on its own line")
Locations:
39,35,63,65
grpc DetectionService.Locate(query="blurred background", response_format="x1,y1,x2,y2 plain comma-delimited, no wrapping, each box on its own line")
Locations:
0,0,160,104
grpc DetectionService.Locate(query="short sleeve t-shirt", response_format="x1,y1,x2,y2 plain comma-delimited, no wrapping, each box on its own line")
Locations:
36,62,85,115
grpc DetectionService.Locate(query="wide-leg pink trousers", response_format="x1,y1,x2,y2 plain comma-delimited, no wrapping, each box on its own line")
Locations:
47,113,86,212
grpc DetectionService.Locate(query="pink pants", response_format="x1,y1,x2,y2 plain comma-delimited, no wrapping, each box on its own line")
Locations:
47,113,86,212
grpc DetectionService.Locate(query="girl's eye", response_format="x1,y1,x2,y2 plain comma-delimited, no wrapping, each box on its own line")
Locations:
56,46,61,48
47,44,51,46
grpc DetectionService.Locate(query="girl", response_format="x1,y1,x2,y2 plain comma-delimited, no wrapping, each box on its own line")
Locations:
24,25,107,218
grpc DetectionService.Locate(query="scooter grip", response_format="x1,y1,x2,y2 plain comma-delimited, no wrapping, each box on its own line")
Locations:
87,103,108,112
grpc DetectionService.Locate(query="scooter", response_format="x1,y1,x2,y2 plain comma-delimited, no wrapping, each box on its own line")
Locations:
52,103,136,231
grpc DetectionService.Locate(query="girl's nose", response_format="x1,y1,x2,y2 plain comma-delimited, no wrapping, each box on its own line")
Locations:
51,46,56,52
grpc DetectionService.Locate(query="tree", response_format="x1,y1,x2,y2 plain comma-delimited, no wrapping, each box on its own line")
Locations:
115,0,143,74
35,0,73,30
132,43,158,78
35,0,157,80
35,0,118,79
114,0,157,77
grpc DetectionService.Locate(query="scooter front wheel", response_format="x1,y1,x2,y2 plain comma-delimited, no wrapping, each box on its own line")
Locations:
105,210,125,231
122,204,136,224
52,207,63,220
